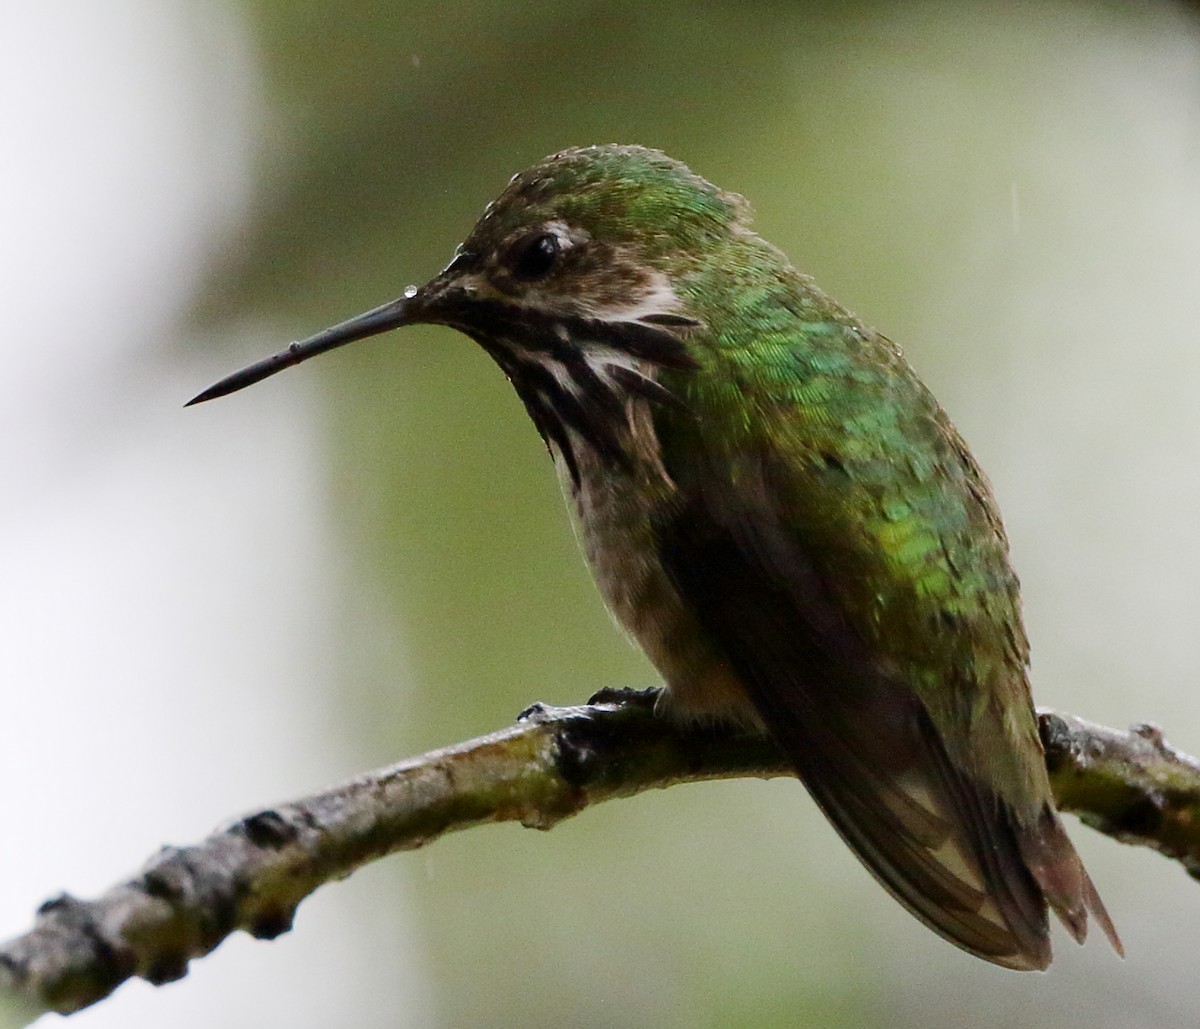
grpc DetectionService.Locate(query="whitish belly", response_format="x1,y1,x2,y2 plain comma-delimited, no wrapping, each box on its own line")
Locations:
556,444,754,726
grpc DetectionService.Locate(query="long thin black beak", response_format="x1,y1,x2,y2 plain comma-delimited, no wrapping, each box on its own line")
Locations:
186,292,417,406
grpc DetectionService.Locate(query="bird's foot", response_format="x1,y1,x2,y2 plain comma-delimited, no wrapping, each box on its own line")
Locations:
586,685,665,710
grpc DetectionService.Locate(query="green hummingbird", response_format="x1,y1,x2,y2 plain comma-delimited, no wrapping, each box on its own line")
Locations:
189,144,1121,970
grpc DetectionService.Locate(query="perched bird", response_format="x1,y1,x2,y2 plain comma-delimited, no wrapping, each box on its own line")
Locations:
190,145,1121,970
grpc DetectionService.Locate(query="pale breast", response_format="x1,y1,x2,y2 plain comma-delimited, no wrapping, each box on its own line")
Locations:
550,402,754,726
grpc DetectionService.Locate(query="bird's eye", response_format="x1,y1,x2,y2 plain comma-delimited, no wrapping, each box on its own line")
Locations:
511,232,561,281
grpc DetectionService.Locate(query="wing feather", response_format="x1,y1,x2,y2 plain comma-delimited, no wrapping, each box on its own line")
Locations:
654,487,1053,968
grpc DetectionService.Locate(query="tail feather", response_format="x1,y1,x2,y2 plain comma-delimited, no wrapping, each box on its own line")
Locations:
652,492,1122,968
1018,808,1124,957
775,699,1122,970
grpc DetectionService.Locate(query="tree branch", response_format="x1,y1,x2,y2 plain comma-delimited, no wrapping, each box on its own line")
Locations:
1,692,1197,1022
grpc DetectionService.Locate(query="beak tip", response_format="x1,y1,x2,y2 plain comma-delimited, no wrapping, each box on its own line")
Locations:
185,290,416,409
185,380,234,407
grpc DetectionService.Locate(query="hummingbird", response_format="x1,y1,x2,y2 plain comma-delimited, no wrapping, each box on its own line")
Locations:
189,144,1121,970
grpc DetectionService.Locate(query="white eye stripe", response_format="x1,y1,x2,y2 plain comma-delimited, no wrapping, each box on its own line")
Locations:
599,273,683,323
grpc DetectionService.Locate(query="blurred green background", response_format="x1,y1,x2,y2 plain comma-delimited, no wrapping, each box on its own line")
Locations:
5,1,1200,1026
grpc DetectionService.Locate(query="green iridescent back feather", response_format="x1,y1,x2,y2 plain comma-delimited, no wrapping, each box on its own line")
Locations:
660,250,1045,810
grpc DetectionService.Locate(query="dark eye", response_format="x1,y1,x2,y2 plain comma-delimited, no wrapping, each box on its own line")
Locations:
511,232,560,281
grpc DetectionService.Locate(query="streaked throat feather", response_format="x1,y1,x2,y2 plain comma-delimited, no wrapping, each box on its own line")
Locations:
452,289,699,488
